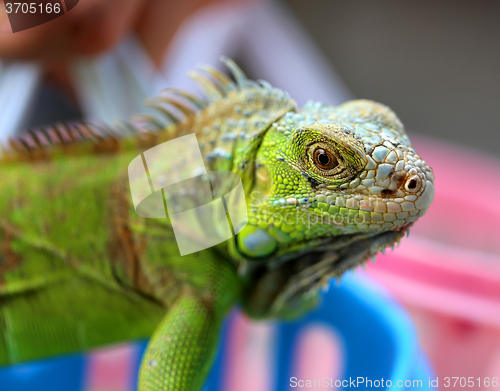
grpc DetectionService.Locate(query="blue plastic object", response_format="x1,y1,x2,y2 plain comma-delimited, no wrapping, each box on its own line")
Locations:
0,273,435,390
205,272,436,390
0,353,85,391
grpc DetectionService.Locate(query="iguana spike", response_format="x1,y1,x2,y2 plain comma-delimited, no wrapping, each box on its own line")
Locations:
162,88,206,110
188,70,223,102
45,127,63,144
67,123,84,142
154,96,197,119
90,122,113,137
75,124,90,141
62,124,81,142
198,63,237,94
242,79,261,89
20,133,37,148
144,98,180,124
16,136,33,152
54,123,73,143
8,137,28,153
20,132,51,160
85,122,107,139
75,123,97,142
220,56,247,89
31,129,51,146
131,114,166,131
258,79,273,90
65,122,91,142
124,120,143,136
112,120,136,137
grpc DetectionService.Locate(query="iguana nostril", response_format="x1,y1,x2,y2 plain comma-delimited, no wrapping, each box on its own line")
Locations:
387,170,407,191
405,175,421,192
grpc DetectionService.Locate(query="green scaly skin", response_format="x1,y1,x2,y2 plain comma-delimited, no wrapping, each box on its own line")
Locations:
0,58,434,390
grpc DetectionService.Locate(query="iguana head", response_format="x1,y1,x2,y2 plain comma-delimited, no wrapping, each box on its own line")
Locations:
233,98,434,318
132,58,434,319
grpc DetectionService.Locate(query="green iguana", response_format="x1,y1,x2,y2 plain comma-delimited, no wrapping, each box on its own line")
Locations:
0,58,434,390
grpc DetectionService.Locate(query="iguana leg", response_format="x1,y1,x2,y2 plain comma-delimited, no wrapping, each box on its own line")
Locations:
136,241,240,391
138,291,225,391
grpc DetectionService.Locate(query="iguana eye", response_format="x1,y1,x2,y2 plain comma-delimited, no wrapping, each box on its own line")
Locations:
313,148,338,171
288,126,367,187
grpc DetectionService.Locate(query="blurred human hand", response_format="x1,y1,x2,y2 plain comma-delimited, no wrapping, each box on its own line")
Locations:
0,0,254,65
0,0,149,62
0,0,258,95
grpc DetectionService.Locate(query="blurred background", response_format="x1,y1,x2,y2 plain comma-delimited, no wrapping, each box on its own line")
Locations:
286,0,500,156
1,0,500,390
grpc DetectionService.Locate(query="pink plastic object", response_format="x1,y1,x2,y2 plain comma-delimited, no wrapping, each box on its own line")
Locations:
85,343,139,391
221,315,344,391
366,135,500,386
